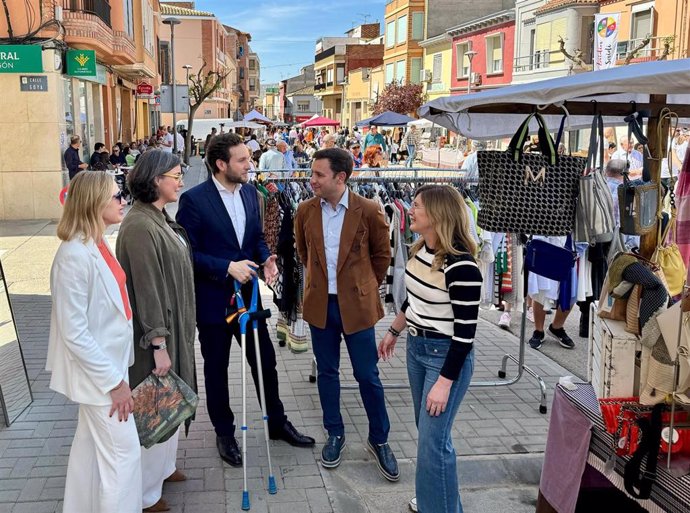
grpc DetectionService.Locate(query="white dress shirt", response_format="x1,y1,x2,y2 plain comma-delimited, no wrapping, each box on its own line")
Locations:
212,174,246,246
321,188,349,294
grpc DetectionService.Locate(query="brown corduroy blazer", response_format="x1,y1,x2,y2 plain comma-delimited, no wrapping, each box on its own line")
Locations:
295,190,390,334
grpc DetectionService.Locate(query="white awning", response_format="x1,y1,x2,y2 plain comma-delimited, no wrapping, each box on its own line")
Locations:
418,59,690,138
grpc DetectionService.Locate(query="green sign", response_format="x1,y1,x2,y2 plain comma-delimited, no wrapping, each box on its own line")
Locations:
0,45,43,73
66,49,96,77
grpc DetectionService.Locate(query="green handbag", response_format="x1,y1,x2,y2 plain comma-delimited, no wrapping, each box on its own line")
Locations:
132,370,198,449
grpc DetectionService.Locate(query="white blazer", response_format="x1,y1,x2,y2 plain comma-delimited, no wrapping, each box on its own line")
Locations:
46,237,134,406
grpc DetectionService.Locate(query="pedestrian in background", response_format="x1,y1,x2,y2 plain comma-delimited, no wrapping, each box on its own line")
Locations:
64,135,89,179
116,151,197,513
47,171,140,513
379,185,482,513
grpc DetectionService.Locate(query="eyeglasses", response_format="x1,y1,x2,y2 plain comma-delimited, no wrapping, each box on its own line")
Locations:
161,170,185,182
113,191,125,202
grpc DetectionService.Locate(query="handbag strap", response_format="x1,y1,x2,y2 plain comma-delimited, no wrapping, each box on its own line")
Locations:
624,403,663,500
586,114,605,174
655,108,680,247
508,112,557,165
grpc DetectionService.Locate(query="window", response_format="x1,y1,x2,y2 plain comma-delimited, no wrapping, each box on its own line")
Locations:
396,15,408,45
412,12,424,41
239,67,244,79
485,34,503,74
159,40,171,84
386,21,395,48
123,0,134,38
432,53,442,83
326,68,333,83
297,101,310,112
385,62,395,84
336,65,345,84
143,0,154,55
455,42,471,78
410,57,422,84
249,79,255,91
396,59,406,83
631,8,653,42
249,60,255,70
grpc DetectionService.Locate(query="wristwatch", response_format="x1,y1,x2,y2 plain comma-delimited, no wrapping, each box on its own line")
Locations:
151,341,167,351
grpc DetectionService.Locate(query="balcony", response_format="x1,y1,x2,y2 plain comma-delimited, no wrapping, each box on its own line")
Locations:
314,83,326,91
63,0,111,28
615,36,670,64
315,46,336,62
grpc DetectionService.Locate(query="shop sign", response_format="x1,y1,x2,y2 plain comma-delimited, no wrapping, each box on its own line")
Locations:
66,49,96,77
0,45,43,73
19,75,48,92
137,83,153,95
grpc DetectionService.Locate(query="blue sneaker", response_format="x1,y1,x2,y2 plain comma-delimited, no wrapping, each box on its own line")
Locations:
321,435,346,468
529,330,544,350
366,439,400,482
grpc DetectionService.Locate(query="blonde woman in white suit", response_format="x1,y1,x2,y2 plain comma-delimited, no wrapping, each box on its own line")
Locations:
46,171,141,513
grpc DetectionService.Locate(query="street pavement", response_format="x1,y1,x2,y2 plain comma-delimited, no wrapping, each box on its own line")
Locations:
0,159,582,512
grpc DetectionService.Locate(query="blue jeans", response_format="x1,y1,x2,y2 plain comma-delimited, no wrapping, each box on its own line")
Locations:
406,145,416,167
407,334,474,513
309,296,390,444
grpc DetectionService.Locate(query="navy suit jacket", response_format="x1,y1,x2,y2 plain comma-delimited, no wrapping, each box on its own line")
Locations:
176,178,270,325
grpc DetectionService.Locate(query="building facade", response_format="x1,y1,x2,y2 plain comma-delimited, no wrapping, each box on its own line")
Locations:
383,0,425,84
419,34,452,101
448,10,516,94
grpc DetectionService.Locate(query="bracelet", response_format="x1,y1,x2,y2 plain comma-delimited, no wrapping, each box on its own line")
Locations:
151,341,167,351
388,326,401,337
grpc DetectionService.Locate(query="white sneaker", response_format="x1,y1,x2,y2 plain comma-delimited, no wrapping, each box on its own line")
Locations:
408,497,418,512
526,307,535,323
498,312,511,330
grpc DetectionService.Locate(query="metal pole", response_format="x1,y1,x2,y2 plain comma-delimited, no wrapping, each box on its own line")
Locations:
171,23,178,154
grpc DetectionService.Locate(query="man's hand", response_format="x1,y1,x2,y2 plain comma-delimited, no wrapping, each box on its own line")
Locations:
263,255,278,284
79,163,89,169
228,260,258,284
109,381,134,422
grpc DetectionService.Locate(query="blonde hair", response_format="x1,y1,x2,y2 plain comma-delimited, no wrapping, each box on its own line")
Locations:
57,172,114,242
409,185,477,270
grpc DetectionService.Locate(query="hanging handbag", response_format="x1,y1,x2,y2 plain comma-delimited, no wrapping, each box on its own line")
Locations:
476,112,584,236
574,114,616,244
598,277,628,321
132,370,199,449
650,109,688,296
525,235,576,282
618,113,658,235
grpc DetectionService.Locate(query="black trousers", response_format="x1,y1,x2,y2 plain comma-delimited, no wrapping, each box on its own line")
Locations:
198,308,287,437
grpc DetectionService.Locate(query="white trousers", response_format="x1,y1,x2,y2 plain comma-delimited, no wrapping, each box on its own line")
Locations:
142,427,179,508
63,404,142,513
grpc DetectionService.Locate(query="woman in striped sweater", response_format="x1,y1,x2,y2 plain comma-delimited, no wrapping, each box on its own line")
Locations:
378,185,482,513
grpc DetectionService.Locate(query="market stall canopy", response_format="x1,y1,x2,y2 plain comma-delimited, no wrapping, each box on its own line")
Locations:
356,111,415,127
228,120,264,129
300,116,340,127
407,118,433,129
243,109,272,124
418,58,690,139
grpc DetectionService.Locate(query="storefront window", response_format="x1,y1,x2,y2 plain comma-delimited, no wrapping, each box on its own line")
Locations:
79,81,91,158
62,77,74,142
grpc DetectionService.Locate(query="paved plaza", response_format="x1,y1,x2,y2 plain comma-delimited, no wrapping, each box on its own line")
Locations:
0,160,575,512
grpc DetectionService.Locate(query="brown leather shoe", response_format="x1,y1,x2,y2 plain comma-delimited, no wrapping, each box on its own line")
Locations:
143,498,170,512
164,469,187,483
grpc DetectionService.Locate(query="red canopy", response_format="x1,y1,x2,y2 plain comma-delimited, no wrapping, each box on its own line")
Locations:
300,116,340,127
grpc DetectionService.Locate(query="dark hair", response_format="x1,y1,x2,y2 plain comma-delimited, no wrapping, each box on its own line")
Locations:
312,148,353,179
206,133,245,175
94,142,105,151
127,149,181,203
251,134,257,140
608,142,616,149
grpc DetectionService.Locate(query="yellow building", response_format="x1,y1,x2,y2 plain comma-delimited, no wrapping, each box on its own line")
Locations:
599,0,690,62
344,67,374,128
419,34,452,101
383,0,426,84
262,88,280,120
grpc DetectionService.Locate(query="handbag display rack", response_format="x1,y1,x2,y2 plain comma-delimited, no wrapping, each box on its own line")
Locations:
263,167,550,414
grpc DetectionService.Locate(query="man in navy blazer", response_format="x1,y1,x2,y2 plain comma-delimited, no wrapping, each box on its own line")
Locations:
177,133,315,467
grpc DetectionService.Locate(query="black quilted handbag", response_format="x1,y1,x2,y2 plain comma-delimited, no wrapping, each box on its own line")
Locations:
476,112,585,236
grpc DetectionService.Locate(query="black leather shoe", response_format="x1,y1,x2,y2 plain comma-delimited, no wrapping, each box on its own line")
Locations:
269,420,316,447
366,439,399,482
216,435,242,467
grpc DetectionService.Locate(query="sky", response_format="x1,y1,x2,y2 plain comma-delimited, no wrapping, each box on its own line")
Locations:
195,0,388,84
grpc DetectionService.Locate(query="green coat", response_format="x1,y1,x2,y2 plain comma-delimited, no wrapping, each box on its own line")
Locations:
116,202,197,397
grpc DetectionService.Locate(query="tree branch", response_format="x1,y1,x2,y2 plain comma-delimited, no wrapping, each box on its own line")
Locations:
624,35,651,65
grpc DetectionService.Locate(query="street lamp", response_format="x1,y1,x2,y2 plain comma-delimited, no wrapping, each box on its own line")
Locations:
163,17,181,153
465,50,477,94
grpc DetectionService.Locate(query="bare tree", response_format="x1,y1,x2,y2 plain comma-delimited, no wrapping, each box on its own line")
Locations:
557,36,589,70
624,35,651,65
184,61,232,165
657,35,676,60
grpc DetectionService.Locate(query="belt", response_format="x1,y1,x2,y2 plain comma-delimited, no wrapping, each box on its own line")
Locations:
408,326,451,340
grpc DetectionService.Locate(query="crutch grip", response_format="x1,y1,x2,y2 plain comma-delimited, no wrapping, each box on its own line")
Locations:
248,309,272,322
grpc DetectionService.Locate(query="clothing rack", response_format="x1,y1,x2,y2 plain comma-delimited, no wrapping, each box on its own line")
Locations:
260,171,547,412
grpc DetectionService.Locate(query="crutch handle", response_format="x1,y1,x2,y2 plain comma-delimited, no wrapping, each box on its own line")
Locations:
248,309,272,322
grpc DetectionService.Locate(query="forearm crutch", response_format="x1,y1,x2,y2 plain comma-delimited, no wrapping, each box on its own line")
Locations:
234,277,277,511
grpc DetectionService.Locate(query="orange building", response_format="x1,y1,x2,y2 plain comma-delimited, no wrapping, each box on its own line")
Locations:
383,0,426,85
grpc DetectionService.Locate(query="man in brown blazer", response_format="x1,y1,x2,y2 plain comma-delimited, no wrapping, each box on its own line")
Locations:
294,148,399,482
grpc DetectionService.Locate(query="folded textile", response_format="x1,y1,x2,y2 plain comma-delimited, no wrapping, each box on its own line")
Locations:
621,262,668,333
607,254,638,291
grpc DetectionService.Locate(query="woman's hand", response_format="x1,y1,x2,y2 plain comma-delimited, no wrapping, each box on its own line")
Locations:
378,332,398,361
153,348,172,377
426,376,453,417
109,381,134,422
